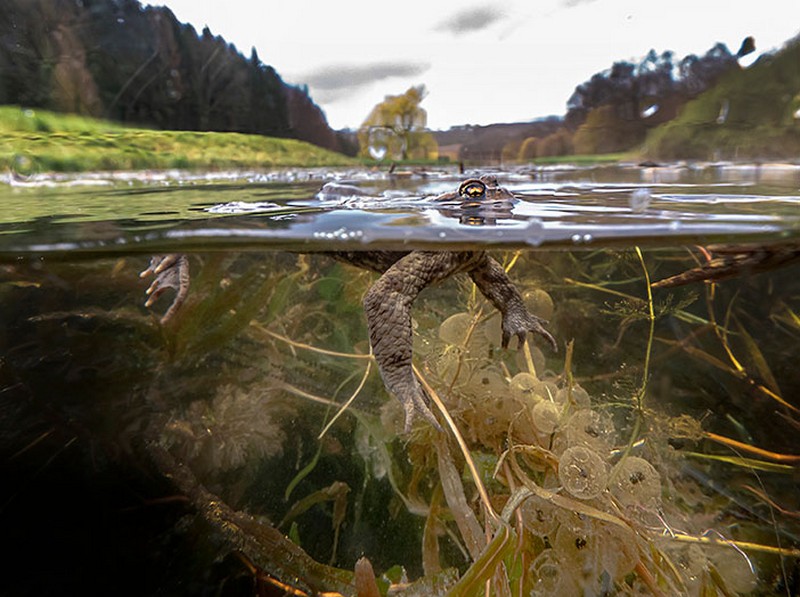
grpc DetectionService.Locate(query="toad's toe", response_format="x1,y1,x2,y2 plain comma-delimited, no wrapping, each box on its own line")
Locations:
400,385,442,434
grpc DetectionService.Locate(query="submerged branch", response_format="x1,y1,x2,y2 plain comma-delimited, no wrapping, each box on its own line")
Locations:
141,418,356,596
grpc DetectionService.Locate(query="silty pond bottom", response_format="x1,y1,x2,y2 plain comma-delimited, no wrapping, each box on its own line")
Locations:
1,164,800,596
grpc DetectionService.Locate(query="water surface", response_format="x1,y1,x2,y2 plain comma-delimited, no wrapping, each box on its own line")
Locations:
2,162,799,255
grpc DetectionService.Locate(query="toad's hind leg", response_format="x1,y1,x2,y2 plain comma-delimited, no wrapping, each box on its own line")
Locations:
363,251,479,433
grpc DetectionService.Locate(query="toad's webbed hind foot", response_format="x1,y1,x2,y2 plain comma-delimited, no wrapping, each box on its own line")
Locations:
398,379,442,434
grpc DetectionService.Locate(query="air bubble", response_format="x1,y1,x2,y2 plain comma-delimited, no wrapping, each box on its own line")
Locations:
611,456,661,508
11,154,39,180
558,445,608,499
366,127,392,160
630,188,652,212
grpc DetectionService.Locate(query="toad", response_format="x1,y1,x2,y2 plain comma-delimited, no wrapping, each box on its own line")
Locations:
141,175,556,432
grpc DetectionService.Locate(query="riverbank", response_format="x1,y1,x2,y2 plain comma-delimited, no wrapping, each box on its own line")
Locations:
0,106,356,174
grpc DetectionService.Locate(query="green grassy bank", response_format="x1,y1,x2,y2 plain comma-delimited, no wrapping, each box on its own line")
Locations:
0,106,355,173
526,152,630,166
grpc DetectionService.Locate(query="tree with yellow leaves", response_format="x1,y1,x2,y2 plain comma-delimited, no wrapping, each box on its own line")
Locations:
358,85,438,161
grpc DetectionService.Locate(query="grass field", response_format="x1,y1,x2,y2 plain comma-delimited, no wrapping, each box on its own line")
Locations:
526,152,630,165
0,106,355,173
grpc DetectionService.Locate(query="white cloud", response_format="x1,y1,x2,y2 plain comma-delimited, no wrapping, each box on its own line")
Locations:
434,5,508,35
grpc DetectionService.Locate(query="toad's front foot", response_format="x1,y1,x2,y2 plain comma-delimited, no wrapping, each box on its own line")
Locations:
501,307,557,352
139,254,189,324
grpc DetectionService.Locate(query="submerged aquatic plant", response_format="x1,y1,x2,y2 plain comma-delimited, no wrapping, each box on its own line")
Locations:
163,384,288,476
222,246,797,596
129,245,800,596
16,247,789,595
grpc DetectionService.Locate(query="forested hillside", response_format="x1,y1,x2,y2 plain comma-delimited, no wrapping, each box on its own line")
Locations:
508,42,746,160
0,0,346,153
643,36,800,160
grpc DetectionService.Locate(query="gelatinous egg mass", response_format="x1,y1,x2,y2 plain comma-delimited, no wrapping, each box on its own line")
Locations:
438,312,472,345
563,409,616,451
520,494,559,536
523,288,555,321
532,400,561,434
509,372,539,403
529,550,571,595
611,456,661,507
558,445,608,499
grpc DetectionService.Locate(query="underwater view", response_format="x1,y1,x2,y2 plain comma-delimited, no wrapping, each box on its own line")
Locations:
1,165,800,596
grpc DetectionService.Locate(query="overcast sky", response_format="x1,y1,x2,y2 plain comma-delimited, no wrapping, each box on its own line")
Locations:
147,0,800,131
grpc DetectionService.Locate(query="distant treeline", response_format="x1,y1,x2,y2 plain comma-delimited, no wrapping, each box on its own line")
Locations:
0,0,351,154
507,42,751,161
432,42,757,164
434,118,564,163
643,36,800,160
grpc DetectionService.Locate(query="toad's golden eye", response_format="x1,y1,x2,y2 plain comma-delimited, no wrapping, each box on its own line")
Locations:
459,179,486,199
